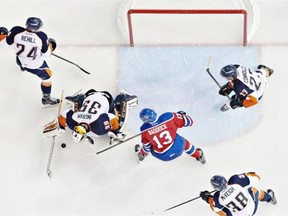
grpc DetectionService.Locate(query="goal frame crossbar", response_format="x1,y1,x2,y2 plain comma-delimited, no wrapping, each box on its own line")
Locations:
127,9,247,47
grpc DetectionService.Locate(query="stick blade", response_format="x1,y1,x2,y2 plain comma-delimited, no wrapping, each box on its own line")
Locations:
80,67,91,75
47,170,53,180
206,56,213,70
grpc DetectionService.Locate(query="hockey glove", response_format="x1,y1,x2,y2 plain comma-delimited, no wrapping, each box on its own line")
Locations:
230,95,243,109
0,27,8,42
177,111,186,115
48,38,57,51
219,83,233,96
200,190,213,203
0,27,8,35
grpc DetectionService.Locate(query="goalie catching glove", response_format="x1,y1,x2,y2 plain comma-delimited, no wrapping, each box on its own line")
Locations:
43,118,65,138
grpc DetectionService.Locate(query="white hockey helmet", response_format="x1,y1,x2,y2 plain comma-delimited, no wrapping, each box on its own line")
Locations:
72,124,87,143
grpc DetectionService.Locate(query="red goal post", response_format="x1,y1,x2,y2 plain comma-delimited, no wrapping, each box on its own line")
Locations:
127,9,247,47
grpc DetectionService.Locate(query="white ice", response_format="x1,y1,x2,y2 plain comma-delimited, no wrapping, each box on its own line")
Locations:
0,0,287,215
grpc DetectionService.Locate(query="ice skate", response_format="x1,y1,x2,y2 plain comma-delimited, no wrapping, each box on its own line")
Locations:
220,104,230,112
108,132,127,145
196,148,206,164
42,95,60,108
257,65,274,77
135,144,146,163
267,189,277,205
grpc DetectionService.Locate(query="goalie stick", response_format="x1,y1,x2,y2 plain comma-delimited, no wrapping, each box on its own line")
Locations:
205,56,231,111
96,133,141,155
46,90,64,179
52,53,91,75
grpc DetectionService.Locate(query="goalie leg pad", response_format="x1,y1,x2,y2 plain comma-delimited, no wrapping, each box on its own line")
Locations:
43,119,65,138
114,92,138,132
126,95,138,108
43,119,58,133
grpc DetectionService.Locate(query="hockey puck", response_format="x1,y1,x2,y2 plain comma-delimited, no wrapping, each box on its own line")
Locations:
61,143,66,148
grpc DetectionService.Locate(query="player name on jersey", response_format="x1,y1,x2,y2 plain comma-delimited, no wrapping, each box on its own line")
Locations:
148,124,167,135
240,66,249,83
77,113,92,119
21,35,36,43
220,187,235,200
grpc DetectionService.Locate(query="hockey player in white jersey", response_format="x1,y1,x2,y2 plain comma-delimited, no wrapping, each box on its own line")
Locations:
43,89,138,144
199,172,277,216
219,64,273,111
0,17,59,106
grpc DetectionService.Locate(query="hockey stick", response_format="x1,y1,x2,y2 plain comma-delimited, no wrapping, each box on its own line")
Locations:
46,90,64,179
96,133,141,155
52,53,91,75
46,136,56,179
206,56,231,100
206,56,232,111
159,190,216,213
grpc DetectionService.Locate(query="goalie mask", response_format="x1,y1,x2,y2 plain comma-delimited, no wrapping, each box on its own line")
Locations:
72,124,87,143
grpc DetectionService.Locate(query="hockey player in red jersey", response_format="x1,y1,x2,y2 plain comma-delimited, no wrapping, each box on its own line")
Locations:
135,108,206,163
199,172,277,216
0,17,59,106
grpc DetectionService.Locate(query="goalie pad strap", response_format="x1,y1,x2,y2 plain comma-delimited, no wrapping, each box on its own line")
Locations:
43,119,59,133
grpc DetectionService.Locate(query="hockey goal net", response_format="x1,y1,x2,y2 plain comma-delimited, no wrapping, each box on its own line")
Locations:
127,9,247,47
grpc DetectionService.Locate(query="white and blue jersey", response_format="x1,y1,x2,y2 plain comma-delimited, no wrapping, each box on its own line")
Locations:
6,26,52,69
211,173,272,216
65,93,115,137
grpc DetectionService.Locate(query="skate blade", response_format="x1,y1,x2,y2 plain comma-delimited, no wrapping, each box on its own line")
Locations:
220,104,230,112
200,157,206,164
42,103,60,109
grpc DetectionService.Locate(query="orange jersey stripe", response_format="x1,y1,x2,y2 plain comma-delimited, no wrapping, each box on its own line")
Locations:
242,95,258,108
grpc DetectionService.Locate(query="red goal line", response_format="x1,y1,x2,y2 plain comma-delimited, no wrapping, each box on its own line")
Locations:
127,9,247,47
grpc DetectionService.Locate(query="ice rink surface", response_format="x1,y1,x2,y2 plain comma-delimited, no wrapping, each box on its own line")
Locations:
0,0,287,215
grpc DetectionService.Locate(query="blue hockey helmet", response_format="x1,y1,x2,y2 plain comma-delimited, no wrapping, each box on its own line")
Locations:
139,108,157,123
220,65,238,80
210,175,228,191
25,17,43,32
